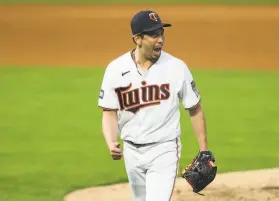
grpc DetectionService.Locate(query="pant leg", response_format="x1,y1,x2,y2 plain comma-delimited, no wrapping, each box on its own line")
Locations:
123,141,147,201
145,138,181,201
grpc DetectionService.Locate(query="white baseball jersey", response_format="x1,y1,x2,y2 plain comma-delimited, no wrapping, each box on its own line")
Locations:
98,50,201,144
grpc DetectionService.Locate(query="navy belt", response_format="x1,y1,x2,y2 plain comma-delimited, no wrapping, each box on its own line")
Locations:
125,140,157,147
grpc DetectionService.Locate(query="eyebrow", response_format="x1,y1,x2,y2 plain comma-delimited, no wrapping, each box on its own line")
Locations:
144,29,164,35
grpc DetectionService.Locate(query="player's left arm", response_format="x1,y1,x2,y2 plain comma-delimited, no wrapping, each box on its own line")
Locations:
179,63,211,153
188,103,208,151
182,103,217,193
179,64,217,191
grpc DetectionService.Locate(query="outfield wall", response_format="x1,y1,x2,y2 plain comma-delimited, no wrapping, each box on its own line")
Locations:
0,5,278,69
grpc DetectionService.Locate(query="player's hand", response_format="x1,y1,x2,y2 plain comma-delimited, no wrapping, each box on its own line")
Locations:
199,151,216,167
109,142,122,160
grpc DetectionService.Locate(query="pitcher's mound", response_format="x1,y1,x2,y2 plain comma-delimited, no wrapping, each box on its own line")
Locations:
64,168,279,201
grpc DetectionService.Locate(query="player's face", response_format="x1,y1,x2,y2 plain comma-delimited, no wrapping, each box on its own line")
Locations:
141,28,165,61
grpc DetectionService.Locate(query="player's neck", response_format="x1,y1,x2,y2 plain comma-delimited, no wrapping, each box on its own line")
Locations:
134,48,154,71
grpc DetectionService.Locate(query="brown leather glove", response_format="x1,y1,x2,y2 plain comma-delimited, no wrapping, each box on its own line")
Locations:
181,151,217,193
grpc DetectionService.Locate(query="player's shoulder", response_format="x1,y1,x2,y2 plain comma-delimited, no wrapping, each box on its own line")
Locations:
160,51,190,71
105,51,131,73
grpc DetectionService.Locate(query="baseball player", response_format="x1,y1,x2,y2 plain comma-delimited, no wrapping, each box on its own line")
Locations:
98,10,214,201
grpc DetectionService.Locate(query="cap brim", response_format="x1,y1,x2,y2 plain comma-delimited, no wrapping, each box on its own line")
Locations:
141,23,172,33
162,23,172,28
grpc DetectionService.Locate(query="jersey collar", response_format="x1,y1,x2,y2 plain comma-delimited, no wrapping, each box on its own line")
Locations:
130,48,161,76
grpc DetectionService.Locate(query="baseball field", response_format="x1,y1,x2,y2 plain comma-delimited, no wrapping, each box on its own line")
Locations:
0,1,279,201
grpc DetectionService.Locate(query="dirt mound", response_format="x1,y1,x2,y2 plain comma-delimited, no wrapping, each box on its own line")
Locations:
64,168,279,201
0,5,279,69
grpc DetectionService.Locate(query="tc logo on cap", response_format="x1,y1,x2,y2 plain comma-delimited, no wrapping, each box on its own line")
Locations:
149,12,159,22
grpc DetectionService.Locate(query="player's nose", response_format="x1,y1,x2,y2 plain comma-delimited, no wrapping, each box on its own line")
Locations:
157,35,164,44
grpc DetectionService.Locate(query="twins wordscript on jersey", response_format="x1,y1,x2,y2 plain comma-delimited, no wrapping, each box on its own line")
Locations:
115,81,170,114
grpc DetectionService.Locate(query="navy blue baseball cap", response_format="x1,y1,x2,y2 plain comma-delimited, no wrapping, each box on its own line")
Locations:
130,10,172,35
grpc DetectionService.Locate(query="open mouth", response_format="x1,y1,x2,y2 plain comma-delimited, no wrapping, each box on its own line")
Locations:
154,47,162,53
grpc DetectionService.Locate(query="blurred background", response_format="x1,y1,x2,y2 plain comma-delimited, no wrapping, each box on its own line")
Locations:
0,2,279,69
0,1,279,201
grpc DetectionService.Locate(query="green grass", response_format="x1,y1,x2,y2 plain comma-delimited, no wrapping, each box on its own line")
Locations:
0,0,279,4
0,67,279,201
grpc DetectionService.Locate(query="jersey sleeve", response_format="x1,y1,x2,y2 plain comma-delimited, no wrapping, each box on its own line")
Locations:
179,63,201,109
98,64,119,110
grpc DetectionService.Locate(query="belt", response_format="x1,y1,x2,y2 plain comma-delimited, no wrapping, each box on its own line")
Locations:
124,140,157,147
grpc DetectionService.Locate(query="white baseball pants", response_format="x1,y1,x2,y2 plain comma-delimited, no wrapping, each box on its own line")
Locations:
123,138,181,201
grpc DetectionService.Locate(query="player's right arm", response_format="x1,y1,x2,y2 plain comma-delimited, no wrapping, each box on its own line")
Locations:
98,64,122,160
102,110,122,160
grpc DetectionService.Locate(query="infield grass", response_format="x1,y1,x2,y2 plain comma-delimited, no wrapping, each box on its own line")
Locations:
0,66,279,201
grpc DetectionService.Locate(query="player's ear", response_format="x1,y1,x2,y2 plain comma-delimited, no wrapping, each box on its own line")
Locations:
132,36,136,45
133,34,142,46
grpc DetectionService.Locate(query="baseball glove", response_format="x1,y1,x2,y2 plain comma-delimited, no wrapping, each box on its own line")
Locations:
181,151,217,193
